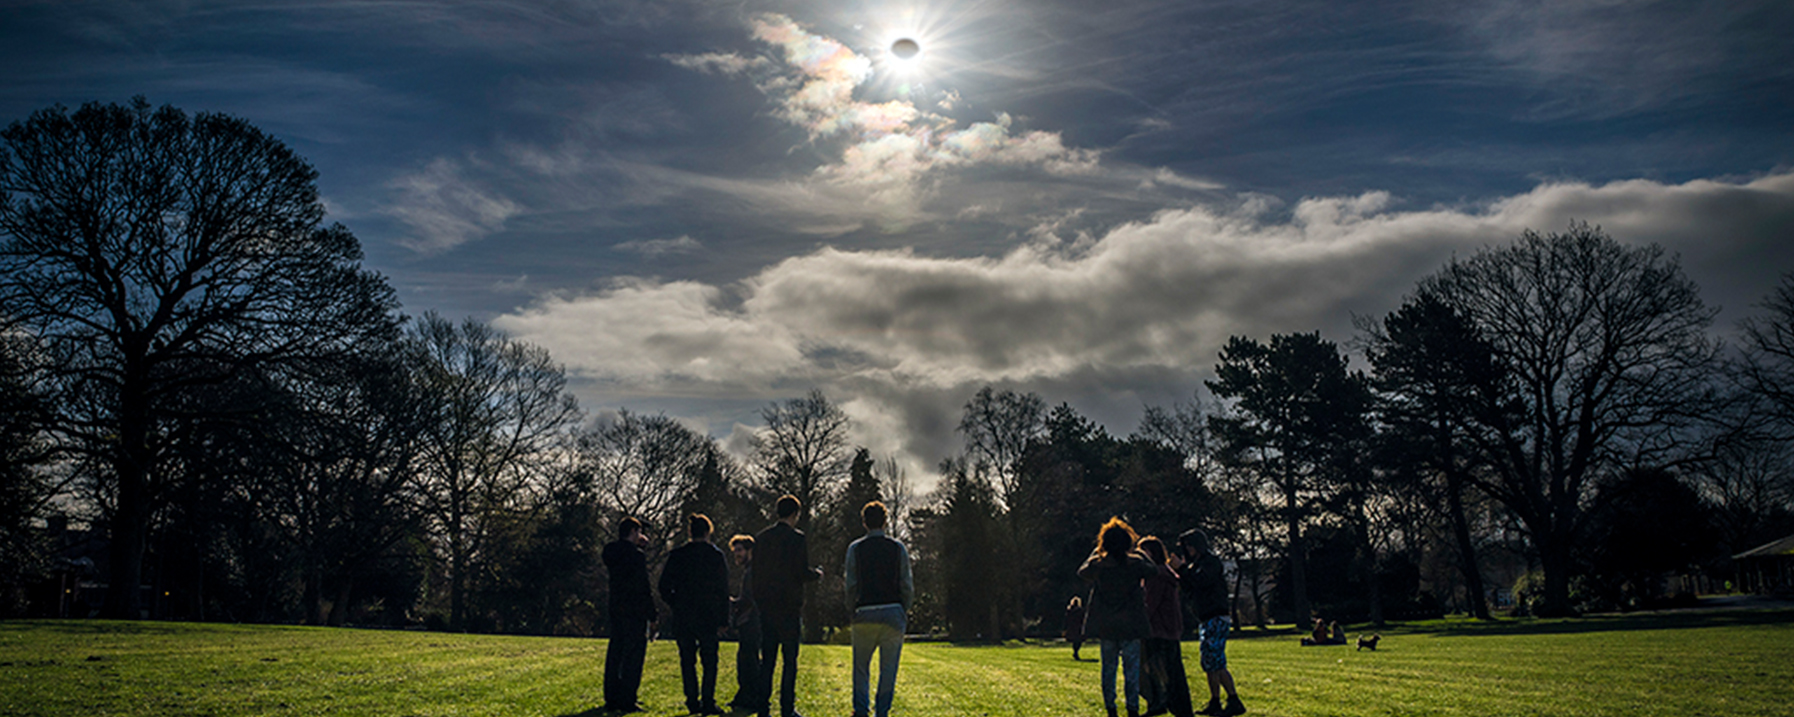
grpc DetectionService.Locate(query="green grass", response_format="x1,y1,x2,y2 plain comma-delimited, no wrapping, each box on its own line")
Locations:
3,610,1792,716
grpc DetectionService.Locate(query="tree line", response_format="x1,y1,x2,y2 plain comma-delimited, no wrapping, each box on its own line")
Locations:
4,99,1793,635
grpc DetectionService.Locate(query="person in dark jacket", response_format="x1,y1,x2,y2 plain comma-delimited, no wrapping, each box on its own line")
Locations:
603,516,656,713
753,495,822,717
660,513,732,715
844,501,913,717
1138,536,1193,717
1078,517,1159,717
728,534,761,712
1174,529,1245,717
1065,595,1088,661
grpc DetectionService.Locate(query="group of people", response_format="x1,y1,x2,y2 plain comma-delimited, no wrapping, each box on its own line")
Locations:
1076,517,1247,717
601,495,911,717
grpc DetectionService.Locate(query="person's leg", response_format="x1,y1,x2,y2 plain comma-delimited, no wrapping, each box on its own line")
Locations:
1122,639,1143,716
1140,639,1166,714
756,618,784,716
1100,639,1121,713
777,624,802,715
1166,639,1194,717
679,634,701,710
604,623,626,708
873,614,904,717
733,625,761,708
622,627,649,708
851,620,874,717
700,634,720,710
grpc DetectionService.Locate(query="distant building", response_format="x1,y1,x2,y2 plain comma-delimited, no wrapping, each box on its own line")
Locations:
1732,533,1794,596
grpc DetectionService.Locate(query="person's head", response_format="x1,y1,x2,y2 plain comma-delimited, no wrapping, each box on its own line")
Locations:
861,501,888,531
618,516,645,546
1139,535,1168,566
776,494,802,523
1097,516,1138,558
687,513,713,541
1177,528,1210,558
729,534,755,565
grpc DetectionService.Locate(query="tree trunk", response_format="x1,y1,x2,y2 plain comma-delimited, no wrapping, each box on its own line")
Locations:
1284,485,1309,626
1444,470,1491,620
1537,538,1575,617
103,398,152,620
329,579,353,626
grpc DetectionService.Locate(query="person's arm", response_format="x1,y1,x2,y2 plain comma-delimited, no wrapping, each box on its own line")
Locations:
1077,551,1101,581
658,551,677,605
898,541,914,612
799,532,822,582
843,539,860,608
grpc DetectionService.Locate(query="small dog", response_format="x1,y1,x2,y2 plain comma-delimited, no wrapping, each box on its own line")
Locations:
1356,634,1381,651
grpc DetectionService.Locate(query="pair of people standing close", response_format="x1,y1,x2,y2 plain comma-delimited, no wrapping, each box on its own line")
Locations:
1078,518,1245,717
603,496,912,717
603,513,732,715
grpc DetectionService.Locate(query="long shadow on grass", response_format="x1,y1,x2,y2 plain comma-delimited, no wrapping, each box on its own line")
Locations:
1403,609,1794,637
0,619,253,636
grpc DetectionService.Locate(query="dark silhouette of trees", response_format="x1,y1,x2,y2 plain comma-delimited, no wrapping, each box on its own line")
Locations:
1417,223,1718,616
577,408,713,536
1207,332,1371,625
1361,292,1507,619
0,98,400,619
958,386,1047,504
752,389,851,528
0,334,58,615
1580,467,1719,609
751,388,852,639
409,312,579,631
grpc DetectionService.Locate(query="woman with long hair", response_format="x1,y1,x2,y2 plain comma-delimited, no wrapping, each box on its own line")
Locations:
1078,517,1159,717
1138,536,1194,717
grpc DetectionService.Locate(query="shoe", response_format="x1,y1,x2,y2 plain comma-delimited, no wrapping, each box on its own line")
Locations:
1198,699,1222,716
1222,696,1246,716
701,705,726,715
1143,708,1169,717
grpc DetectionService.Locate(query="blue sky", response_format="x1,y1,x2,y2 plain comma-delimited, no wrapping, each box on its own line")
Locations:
6,0,1794,486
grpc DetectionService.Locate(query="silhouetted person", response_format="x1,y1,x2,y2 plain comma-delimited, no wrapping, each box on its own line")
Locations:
1066,595,1088,660
661,513,731,715
603,517,655,713
753,495,823,717
728,534,762,712
1079,517,1158,717
1138,536,1193,717
1174,529,1245,717
845,501,912,717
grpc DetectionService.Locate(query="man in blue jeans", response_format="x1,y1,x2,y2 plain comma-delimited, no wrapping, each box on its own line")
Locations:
844,501,913,717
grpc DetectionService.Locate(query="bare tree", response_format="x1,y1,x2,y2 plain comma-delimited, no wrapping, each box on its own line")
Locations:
752,388,851,532
1419,223,1719,616
1140,391,1222,481
1738,273,1794,436
409,312,580,630
957,386,1047,506
0,99,399,618
575,408,713,536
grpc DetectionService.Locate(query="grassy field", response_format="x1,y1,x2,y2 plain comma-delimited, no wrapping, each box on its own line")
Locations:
3,609,1792,717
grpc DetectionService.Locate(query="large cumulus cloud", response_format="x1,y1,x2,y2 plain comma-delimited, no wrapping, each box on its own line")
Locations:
494,171,1794,488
